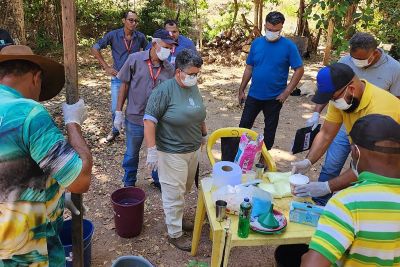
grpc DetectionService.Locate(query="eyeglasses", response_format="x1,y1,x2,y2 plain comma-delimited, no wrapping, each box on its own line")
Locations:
126,18,139,23
332,81,353,101
181,69,200,78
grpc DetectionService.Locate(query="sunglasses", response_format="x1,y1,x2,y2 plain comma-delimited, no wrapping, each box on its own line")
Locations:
126,18,139,23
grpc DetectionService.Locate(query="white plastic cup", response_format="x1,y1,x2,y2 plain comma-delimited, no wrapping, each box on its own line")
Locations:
289,174,310,195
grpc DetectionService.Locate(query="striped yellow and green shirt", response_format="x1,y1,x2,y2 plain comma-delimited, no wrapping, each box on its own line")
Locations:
309,171,400,267
0,84,83,266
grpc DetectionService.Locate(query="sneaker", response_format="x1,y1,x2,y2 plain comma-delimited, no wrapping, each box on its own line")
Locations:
182,218,194,232
151,181,161,192
290,88,301,96
105,131,119,143
168,235,191,252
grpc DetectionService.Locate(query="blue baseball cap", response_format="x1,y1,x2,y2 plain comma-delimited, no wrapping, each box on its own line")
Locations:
312,63,355,104
153,29,178,45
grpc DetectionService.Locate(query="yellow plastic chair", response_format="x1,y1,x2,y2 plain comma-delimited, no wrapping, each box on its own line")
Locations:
206,127,276,171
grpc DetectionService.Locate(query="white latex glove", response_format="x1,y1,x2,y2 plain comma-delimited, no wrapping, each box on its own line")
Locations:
113,111,124,131
62,99,87,126
294,181,331,197
146,146,158,171
291,159,312,174
65,192,81,215
306,112,320,131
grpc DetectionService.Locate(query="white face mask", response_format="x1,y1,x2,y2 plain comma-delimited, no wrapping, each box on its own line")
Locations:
351,53,373,68
350,145,361,177
156,44,171,61
331,88,353,110
182,74,197,87
265,30,280,41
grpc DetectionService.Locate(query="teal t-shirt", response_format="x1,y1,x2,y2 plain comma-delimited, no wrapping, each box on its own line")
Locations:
145,78,206,153
0,84,82,266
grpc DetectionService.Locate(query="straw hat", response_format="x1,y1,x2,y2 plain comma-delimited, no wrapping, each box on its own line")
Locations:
0,45,65,101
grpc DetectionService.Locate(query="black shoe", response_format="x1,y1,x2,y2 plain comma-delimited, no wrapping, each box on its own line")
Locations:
290,88,301,96
151,182,161,192
105,131,119,143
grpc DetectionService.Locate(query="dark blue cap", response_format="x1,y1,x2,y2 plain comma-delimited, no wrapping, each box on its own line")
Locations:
153,29,178,45
350,114,400,154
312,63,355,104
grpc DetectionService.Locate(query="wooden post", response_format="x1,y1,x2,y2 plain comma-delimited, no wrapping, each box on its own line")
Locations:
61,1,84,267
323,18,334,66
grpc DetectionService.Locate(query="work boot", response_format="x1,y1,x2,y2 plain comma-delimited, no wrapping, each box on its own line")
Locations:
182,218,194,232
105,131,119,143
168,235,191,252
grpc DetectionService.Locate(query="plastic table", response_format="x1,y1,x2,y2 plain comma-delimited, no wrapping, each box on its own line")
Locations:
191,180,316,267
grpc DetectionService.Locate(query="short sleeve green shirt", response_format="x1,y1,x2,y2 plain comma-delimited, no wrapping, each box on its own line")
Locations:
145,78,206,153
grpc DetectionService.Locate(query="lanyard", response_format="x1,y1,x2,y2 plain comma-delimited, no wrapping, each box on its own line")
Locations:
123,37,133,53
147,60,162,87
171,45,176,55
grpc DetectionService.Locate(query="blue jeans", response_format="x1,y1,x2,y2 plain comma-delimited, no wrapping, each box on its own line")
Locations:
122,119,159,186
313,125,350,205
111,77,121,135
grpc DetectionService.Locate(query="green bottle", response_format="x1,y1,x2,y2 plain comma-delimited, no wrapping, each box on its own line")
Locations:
238,197,252,238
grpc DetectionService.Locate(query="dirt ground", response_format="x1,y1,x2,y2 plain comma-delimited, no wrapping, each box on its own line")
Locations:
45,50,330,267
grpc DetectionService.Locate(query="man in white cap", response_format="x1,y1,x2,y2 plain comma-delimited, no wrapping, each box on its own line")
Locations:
0,45,92,266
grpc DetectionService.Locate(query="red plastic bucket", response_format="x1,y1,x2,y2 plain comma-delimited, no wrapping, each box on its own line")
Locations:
111,187,146,238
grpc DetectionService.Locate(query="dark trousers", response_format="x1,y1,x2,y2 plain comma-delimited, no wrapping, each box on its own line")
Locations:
221,96,283,162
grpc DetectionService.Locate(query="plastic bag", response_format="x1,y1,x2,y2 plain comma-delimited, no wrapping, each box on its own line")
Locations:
211,185,253,215
234,133,264,172
258,182,291,199
263,172,291,183
251,187,272,218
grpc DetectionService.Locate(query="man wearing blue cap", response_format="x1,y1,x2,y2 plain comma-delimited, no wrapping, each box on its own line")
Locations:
113,29,176,189
303,32,400,205
291,63,400,199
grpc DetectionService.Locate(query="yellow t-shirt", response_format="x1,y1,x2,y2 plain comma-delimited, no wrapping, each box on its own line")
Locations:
325,80,400,136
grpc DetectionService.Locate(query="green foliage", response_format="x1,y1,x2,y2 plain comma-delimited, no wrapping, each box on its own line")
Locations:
203,1,252,42
305,0,400,59
370,0,400,59
76,0,124,38
138,0,176,37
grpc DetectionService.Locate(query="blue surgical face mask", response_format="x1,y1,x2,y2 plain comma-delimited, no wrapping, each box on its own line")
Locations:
350,145,361,177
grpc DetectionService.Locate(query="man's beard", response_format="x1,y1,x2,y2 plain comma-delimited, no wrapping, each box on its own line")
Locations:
344,97,360,113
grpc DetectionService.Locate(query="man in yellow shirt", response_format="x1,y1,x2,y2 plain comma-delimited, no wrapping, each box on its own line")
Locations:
291,63,400,197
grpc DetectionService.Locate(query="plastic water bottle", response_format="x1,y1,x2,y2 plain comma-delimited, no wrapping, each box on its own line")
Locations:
238,197,252,238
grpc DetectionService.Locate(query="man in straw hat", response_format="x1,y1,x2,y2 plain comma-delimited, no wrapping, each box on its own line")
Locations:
0,45,92,266
301,114,400,266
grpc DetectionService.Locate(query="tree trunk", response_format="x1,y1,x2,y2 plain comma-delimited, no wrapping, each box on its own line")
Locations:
344,3,358,39
163,0,176,10
0,0,26,44
258,0,263,32
254,0,260,30
323,18,335,65
296,0,306,36
231,0,239,28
